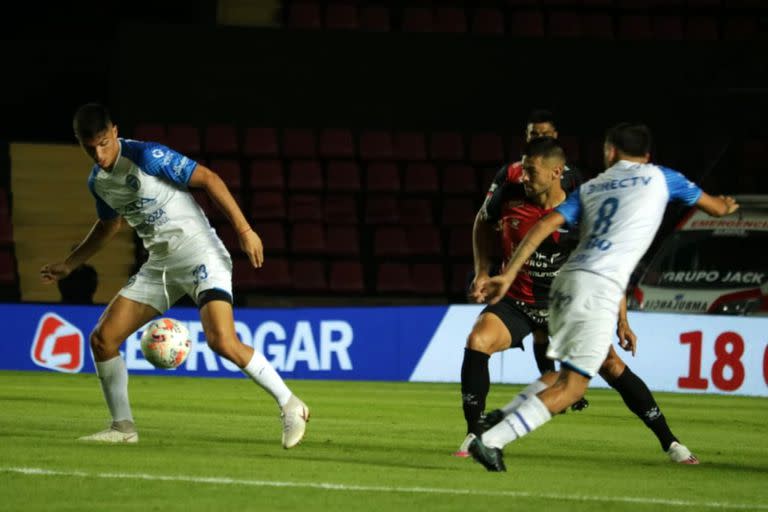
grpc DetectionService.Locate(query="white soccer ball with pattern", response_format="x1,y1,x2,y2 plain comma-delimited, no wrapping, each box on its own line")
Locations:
140,318,191,369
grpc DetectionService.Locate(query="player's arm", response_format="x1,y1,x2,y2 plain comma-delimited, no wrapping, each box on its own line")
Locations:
188,163,263,268
481,211,565,305
471,166,507,302
40,217,123,283
616,295,637,356
695,192,739,217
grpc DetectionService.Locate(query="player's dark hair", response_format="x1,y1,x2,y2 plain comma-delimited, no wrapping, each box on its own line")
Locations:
73,103,113,140
523,136,565,161
527,109,557,129
605,123,652,157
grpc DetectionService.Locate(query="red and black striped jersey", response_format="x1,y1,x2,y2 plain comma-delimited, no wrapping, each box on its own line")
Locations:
479,164,579,308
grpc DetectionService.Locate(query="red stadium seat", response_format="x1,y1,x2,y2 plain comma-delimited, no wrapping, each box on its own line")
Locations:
442,164,478,195
0,248,15,285
400,198,434,225
319,129,355,159
359,131,394,161
407,225,441,256
287,1,322,29
282,129,317,158
548,11,583,38
469,133,505,164
374,226,410,256
581,13,614,39
435,7,467,33
166,124,200,155
509,10,545,38
292,260,328,292
360,5,391,32
326,161,361,192
448,226,473,258
685,16,719,40
288,194,323,222
366,162,401,192
404,163,439,194
365,196,399,224
243,128,279,158
394,131,427,160
450,263,473,295
290,222,326,254
249,192,286,221
442,198,476,226
653,16,683,40
376,263,412,293
214,223,238,252
234,257,291,290
255,222,287,253
618,15,653,40
288,160,324,191
325,195,359,224
402,7,433,32
204,124,238,154
249,160,284,190
471,8,505,35
412,263,445,294
325,225,360,256
325,3,359,30
430,132,465,161
209,159,241,190
133,123,166,144
329,261,365,293
723,16,758,40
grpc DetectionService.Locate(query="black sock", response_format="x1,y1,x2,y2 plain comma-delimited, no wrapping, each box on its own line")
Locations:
608,366,678,451
533,342,555,374
461,348,490,436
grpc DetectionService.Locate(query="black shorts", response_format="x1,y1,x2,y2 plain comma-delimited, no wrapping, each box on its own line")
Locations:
481,297,549,350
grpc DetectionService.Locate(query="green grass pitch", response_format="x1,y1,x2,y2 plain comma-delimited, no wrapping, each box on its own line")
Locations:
0,370,766,511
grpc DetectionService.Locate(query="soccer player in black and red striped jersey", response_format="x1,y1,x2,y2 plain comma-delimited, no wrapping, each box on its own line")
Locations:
455,137,697,465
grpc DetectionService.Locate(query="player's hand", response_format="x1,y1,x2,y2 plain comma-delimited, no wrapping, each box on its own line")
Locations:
480,274,514,305
616,319,637,356
239,229,264,268
469,274,490,303
40,262,72,284
720,195,739,215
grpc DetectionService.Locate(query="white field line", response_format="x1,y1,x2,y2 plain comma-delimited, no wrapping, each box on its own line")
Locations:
2,466,766,510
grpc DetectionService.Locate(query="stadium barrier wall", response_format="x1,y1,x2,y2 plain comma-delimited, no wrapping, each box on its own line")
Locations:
2,303,766,397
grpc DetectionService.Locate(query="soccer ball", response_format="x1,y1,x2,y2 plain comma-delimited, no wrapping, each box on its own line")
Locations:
140,318,191,369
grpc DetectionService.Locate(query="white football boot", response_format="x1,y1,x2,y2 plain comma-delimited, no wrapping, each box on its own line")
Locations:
280,395,309,449
78,421,139,444
667,441,699,464
452,433,476,458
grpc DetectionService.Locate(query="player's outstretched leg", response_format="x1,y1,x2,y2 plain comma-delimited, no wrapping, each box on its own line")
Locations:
200,299,309,448
79,296,158,444
599,347,698,464
532,330,589,413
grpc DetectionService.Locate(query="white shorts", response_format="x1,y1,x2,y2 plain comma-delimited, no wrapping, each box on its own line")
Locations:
120,244,233,314
546,270,623,378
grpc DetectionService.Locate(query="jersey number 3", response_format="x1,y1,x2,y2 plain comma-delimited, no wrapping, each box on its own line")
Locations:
587,197,619,250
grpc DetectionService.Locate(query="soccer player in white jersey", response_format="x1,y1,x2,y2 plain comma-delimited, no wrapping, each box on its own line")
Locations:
40,104,309,448
468,123,738,471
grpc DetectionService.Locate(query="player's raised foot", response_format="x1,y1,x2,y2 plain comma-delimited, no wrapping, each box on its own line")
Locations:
468,438,506,472
281,395,310,449
452,433,476,458
667,441,699,464
78,420,138,444
477,409,505,433
570,397,590,412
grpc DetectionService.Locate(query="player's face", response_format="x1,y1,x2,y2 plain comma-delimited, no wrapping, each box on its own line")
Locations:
526,122,558,142
521,155,562,197
80,124,120,170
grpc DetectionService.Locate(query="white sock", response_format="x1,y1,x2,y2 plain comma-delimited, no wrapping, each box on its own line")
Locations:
501,379,549,415
241,351,292,407
482,395,552,449
95,356,134,423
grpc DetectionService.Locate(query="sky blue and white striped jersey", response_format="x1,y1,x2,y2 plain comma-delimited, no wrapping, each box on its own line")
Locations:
555,160,702,290
88,139,222,261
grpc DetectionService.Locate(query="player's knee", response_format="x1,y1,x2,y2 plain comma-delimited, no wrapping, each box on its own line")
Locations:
599,354,626,381
204,326,235,355
466,331,496,354
89,328,112,358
